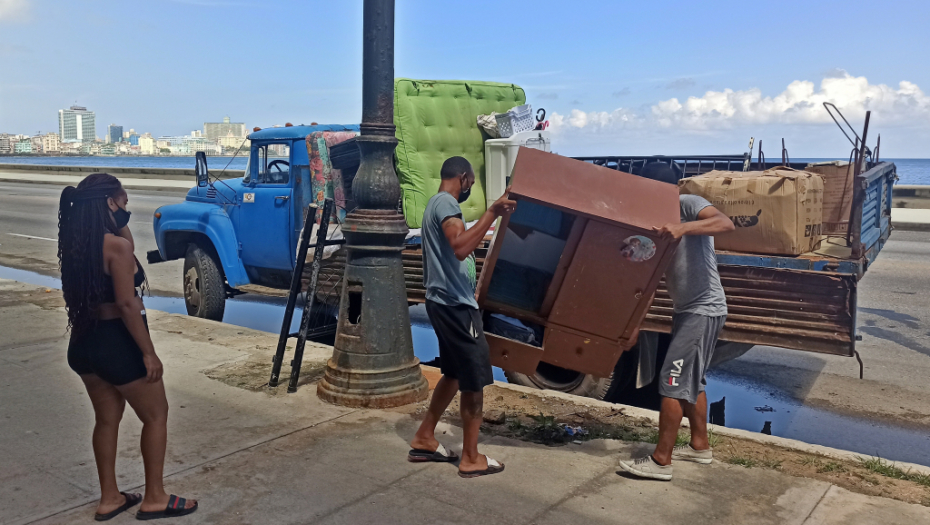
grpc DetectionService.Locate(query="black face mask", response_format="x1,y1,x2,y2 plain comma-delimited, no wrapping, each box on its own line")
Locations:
457,187,471,204
113,208,131,229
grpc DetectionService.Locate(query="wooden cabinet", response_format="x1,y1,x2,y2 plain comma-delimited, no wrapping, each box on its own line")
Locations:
477,148,681,377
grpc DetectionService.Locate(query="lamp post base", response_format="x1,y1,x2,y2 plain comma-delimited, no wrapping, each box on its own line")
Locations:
317,359,428,408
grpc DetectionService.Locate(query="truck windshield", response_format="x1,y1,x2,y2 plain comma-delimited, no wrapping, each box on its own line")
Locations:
256,143,290,184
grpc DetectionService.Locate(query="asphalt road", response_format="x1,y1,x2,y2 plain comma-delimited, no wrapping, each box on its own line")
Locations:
1,181,929,430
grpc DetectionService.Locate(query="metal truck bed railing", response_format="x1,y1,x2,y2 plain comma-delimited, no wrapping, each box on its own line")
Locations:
308,158,895,358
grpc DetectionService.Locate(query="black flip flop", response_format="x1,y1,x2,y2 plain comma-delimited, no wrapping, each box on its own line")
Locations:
135,494,198,521
458,457,505,478
408,443,459,463
94,492,142,521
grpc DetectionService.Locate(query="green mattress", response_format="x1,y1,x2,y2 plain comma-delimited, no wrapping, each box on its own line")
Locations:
394,78,526,228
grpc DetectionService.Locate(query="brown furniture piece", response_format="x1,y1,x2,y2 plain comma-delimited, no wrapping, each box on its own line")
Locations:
476,148,681,377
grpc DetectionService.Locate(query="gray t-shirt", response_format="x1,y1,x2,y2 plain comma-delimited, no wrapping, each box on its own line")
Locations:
665,194,727,316
422,192,478,309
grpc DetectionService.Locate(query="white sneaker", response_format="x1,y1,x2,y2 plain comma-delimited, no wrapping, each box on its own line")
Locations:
672,445,713,464
617,455,673,481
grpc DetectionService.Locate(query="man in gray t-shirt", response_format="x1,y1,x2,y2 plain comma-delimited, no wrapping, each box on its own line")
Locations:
409,156,516,478
618,163,735,482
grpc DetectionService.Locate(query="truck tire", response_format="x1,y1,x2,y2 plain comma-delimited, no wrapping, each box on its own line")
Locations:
503,344,640,402
183,244,226,321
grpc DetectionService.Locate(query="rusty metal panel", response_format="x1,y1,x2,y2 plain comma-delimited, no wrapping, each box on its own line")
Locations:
487,334,544,375
509,148,680,233
641,265,857,356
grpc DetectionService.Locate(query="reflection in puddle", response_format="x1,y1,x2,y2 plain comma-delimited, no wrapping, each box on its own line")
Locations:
2,264,928,465
704,371,930,466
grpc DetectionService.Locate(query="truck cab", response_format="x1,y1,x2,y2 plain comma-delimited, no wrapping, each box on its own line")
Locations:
148,124,359,320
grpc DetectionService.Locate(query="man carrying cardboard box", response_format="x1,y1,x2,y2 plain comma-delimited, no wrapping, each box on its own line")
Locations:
617,162,735,482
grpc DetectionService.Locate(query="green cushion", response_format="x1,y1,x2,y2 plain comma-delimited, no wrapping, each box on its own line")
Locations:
394,78,526,228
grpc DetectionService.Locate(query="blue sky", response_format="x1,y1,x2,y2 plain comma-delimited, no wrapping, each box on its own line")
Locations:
2,0,929,157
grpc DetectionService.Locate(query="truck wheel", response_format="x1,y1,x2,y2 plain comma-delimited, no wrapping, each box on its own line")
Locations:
183,244,226,321
503,345,640,402
504,363,613,400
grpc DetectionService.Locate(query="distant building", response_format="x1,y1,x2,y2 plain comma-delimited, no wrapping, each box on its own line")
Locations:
0,134,11,154
42,132,61,153
268,143,289,157
14,139,33,154
156,133,221,155
204,116,246,141
30,136,44,153
59,106,96,142
217,131,249,151
108,124,124,144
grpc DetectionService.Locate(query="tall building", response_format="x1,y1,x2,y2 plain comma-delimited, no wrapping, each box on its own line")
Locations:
139,133,156,155
42,132,61,153
128,133,140,146
58,106,96,142
108,124,124,144
204,116,246,141
0,134,11,154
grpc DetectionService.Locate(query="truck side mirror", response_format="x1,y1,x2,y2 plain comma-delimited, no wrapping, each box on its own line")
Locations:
195,151,209,188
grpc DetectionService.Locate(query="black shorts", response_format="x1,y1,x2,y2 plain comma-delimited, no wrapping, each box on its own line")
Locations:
425,300,493,393
68,316,149,386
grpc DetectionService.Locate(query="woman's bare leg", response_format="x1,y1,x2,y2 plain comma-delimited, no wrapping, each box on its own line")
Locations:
80,374,130,515
116,377,196,512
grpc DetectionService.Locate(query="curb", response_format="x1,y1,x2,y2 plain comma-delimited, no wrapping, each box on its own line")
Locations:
893,222,930,233
486,379,930,477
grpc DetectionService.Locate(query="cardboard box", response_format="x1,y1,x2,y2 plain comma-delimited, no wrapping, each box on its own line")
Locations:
806,161,854,235
679,168,824,256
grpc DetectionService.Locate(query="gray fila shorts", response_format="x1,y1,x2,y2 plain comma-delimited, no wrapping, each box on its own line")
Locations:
657,313,726,404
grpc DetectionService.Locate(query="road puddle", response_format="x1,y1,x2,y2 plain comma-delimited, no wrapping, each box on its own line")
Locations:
2,264,928,466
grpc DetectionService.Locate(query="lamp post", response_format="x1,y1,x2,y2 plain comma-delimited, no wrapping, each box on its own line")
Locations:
317,0,428,408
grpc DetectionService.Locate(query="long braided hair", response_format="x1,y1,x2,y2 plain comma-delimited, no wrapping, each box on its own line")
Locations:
58,173,145,336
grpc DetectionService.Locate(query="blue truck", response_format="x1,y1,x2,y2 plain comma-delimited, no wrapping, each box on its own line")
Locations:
147,84,896,401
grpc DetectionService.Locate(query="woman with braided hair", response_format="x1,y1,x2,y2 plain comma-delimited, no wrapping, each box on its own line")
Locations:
59,173,197,521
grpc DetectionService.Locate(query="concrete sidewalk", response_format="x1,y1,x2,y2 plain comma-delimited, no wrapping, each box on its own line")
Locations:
1,278,928,525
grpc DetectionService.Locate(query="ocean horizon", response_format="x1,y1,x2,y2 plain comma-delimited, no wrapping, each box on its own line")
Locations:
1,155,928,185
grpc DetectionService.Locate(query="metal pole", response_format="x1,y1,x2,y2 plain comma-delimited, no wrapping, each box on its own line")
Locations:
847,111,871,258
317,0,428,408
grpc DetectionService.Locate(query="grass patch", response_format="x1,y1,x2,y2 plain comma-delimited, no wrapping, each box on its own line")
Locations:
727,456,757,468
859,457,930,487
817,461,847,474
760,458,783,470
799,457,823,468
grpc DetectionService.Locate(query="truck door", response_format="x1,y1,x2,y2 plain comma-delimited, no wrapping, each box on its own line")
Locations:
237,143,294,271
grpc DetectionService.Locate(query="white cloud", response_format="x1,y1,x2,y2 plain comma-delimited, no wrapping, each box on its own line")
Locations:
550,71,930,135
0,0,29,22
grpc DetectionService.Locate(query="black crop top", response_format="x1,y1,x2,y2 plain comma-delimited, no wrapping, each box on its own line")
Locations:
101,262,145,303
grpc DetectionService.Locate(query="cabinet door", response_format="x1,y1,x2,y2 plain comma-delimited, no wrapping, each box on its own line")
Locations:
548,220,667,341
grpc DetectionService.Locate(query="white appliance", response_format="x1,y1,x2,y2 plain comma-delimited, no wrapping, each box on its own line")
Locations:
484,130,551,208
